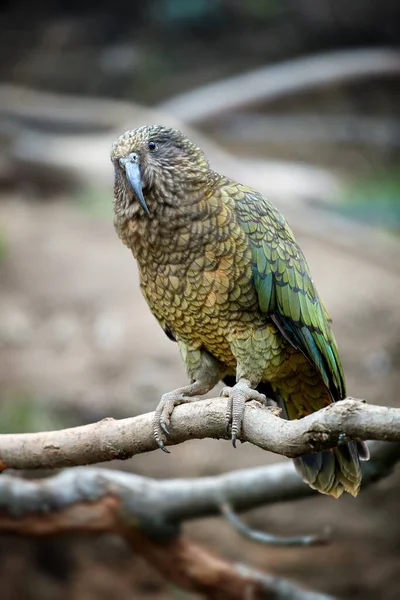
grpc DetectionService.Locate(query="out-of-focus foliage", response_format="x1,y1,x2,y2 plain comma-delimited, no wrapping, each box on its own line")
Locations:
74,187,113,218
338,170,400,234
0,229,8,262
150,0,221,24
1,0,399,101
0,396,67,434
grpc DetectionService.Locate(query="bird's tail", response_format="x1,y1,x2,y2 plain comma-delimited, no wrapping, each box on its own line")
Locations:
256,379,366,499
293,443,362,498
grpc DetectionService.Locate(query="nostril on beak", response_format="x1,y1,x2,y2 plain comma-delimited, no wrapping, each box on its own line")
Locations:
119,154,139,170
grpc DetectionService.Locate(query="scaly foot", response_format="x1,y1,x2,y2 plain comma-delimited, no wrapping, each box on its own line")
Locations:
221,379,272,447
153,388,201,452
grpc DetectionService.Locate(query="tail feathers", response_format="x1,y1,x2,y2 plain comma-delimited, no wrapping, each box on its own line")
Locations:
294,442,362,498
227,379,368,498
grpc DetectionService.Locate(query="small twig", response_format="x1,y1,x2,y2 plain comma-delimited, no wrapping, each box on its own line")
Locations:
220,501,330,547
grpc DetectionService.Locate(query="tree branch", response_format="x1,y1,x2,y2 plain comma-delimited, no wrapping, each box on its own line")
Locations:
0,440,398,598
158,48,400,124
0,492,332,599
0,397,399,471
0,441,397,531
0,467,344,600
0,441,397,599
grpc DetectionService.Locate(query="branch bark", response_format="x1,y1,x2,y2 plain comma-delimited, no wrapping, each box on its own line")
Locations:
0,397,399,471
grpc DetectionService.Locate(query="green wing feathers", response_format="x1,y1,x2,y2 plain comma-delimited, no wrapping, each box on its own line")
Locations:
232,185,363,498
234,187,345,402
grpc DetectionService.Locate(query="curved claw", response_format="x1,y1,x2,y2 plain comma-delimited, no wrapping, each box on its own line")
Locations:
153,389,203,453
160,422,170,436
224,380,267,448
231,420,239,448
157,438,171,454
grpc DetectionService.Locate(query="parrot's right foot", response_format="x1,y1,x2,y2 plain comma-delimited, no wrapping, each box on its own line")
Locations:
153,390,201,452
221,379,270,447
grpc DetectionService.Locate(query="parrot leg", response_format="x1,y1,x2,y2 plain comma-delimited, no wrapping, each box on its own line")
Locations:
221,378,272,447
153,345,225,452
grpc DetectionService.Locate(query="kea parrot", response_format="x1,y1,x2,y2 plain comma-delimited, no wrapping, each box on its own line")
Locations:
111,125,368,498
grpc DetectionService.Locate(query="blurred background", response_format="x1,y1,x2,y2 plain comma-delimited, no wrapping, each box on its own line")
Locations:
0,1,400,598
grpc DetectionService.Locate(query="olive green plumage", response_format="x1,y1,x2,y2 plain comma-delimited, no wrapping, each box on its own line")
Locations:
111,125,364,498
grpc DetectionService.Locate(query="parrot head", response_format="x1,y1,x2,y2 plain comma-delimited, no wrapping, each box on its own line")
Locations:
111,125,209,217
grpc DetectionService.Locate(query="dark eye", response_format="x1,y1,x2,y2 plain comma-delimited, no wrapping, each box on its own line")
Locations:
148,141,157,152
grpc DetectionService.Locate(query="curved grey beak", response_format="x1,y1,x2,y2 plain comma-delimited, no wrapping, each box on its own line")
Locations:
123,156,150,216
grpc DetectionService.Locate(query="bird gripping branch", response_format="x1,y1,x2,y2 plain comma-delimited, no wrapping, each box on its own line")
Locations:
111,125,368,498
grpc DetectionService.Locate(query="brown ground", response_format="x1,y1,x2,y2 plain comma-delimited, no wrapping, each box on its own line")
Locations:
0,187,400,599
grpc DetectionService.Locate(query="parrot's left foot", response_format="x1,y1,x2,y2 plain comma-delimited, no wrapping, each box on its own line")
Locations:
153,381,212,452
221,379,272,447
